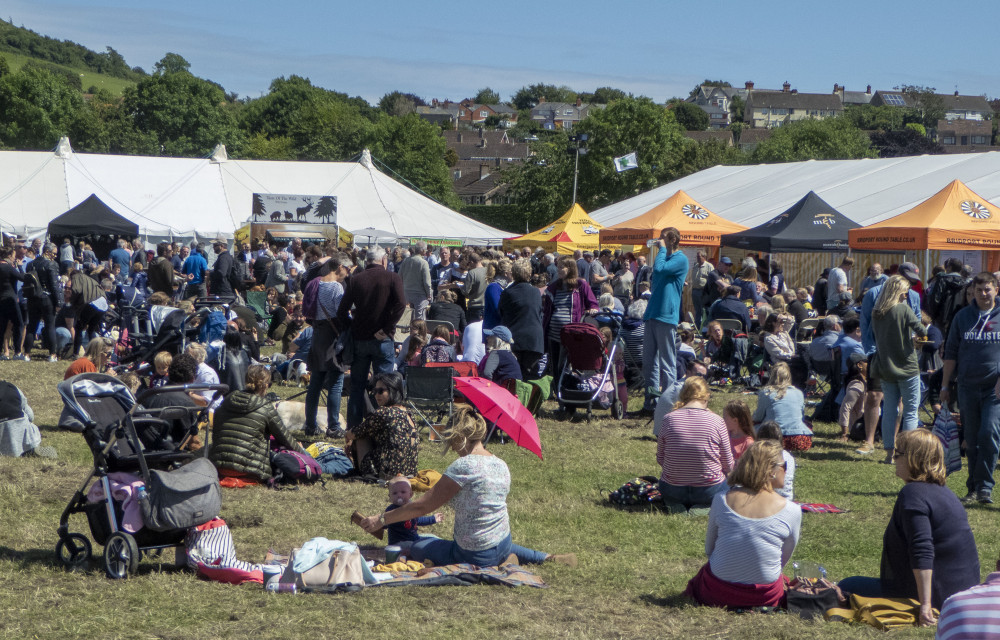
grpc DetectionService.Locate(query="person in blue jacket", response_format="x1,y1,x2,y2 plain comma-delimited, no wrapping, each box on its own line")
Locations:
642,227,688,412
941,271,1000,504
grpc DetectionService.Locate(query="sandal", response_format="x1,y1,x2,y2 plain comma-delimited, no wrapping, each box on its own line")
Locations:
837,434,849,443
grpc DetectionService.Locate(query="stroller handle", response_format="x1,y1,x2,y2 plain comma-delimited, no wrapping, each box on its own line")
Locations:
136,384,230,405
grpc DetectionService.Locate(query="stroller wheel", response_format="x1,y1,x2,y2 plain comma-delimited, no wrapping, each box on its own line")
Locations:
56,533,92,570
611,399,625,420
103,532,139,579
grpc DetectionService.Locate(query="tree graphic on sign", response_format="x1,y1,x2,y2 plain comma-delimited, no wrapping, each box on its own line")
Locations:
315,196,337,224
252,193,266,220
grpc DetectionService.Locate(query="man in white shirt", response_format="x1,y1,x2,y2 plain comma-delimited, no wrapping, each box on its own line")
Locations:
826,256,854,312
459,320,485,365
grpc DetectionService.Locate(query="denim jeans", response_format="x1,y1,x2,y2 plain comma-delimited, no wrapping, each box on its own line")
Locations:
642,320,677,396
879,375,920,450
347,337,395,428
658,479,728,509
305,368,344,431
691,290,705,329
410,532,548,566
958,382,1000,494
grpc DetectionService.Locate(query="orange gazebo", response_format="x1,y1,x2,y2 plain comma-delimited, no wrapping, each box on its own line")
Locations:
598,190,747,246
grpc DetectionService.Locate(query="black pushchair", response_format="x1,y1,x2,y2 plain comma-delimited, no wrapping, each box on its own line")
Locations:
55,373,227,578
554,312,627,421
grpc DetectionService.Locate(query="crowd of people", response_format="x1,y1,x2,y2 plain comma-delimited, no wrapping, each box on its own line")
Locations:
2,228,998,630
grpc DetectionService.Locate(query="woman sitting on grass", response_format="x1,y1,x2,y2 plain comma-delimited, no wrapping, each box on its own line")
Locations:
755,422,794,500
357,405,575,567
63,337,116,379
751,362,812,451
684,440,801,609
838,429,980,625
344,372,419,480
723,399,754,462
656,376,733,512
837,353,868,443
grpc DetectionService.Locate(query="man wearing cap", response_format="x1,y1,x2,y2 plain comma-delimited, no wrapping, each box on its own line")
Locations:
855,262,922,455
479,325,522,384
708,283,751,333
702,256,732,312
209,237,234,298
941,271,1000,504
690,250,713,329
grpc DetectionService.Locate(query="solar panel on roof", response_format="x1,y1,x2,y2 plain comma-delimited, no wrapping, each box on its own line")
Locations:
883,94,905,106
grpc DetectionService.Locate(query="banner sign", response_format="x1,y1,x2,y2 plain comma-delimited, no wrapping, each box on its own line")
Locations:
252,193,337,225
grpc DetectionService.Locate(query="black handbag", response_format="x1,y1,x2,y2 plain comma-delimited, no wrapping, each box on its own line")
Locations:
786,578,845,619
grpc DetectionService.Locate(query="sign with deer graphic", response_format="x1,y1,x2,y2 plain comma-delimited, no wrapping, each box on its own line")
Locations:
252,193,338,226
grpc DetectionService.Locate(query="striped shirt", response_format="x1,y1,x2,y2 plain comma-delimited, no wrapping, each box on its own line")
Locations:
547,288,573,342
937,573,1000,640
656,408,733,487
706,493,801,585
316,280,344,321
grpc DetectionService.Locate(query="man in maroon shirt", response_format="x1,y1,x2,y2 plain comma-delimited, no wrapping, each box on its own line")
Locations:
337,246,405,427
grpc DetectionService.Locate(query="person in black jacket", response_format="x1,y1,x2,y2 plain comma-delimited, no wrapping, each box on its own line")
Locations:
209,237,234,298
0,247,25,360
498,258,544,379
24,243,63,361
701,257,733,310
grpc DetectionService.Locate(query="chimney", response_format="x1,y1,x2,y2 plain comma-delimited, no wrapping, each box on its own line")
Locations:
457,132,463,143
745,81,754,90
791,89,798,94
479,129,486,147
782,81,791,93
576,97,582,107
866,84,872,94
432,98,438,107
833,83,839,94
479,163,490,180
955,90,960,96
539,96,546,103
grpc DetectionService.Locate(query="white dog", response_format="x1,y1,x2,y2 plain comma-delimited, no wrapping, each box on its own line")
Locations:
275,400,327,432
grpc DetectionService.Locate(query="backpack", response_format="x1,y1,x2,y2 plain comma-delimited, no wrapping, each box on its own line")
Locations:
927,276,966,331
269,449,323,486
228,255,244,292
21,268,45,300
608,476,662,507
302,277,321,321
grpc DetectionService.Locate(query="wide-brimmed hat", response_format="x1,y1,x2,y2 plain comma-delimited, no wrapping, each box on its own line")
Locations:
212,236,228,246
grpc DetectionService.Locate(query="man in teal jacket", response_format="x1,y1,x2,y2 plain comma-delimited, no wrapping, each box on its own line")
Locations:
642,227,689,411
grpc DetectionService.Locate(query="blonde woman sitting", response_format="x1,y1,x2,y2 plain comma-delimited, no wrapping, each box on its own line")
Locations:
752,362,812,451
684,440,801,609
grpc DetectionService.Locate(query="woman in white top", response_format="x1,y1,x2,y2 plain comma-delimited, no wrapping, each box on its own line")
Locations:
684,440,801,609
358,406,575,567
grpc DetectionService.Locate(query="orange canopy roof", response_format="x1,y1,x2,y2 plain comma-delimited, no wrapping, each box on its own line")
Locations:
502,203,602,253
599,190,747,246
848,180,1000,251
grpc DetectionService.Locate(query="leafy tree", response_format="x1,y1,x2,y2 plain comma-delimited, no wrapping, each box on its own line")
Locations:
289,98,373,161
378,91,420,117
444,147,458,166
0,55,9,78
688,79,731,99
0,65,83,149
674,138,747,178
896,85,946,127
729,95,745,124
843,104,920,131
511,83,576,110
153,52,191,75
502,131,574,229
122,67,243,156
869,128,944,157
241,132,296,160
751,117,875,163
473,87,500,104
239,76,376,140
573,96,688,207
367,113,461,209
668,101,710,131
579,87,627,104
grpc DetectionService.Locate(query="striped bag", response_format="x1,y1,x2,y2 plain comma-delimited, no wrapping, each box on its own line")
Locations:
185,517,263,584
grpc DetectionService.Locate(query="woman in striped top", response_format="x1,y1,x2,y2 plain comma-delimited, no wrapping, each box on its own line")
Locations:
684,440,801,609
656,377,733,510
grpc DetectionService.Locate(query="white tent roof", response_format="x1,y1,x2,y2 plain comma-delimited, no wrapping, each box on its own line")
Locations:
0,141,505,243
590,151,1000,230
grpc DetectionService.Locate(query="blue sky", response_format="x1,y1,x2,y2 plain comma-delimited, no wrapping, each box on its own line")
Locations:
8,0,1000,104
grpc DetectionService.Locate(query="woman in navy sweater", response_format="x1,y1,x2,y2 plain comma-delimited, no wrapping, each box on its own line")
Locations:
838,429,980,626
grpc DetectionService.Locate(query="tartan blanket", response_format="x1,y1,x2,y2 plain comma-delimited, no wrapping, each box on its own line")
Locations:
373,562,548,589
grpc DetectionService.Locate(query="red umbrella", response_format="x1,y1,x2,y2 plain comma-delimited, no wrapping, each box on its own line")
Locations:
453,377,542,460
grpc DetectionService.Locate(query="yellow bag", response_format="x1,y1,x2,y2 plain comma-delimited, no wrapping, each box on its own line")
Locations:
410,469,442,492
825,594,938,631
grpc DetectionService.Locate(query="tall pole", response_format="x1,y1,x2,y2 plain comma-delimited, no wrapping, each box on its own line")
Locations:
572,143,580,205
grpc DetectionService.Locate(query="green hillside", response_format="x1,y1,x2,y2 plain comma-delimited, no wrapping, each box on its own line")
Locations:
0,51,136,96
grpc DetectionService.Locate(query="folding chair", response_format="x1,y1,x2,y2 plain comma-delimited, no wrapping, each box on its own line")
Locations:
394,308,413,346
795,318,822,345
802,348,832,397
405,366,454,440
714,318,744,336
425,319,456,338
427,361,477,378
244,290,273,328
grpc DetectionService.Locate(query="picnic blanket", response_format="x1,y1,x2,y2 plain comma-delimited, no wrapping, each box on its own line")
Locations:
799,503,848,514
373,562,548,589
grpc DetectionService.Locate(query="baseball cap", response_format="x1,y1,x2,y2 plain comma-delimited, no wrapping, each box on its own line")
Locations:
898,262,921,284
483,325,514,343
719,256,733,265
848,352,867,365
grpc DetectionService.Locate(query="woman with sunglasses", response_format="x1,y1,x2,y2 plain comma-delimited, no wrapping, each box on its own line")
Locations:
344,372,419,479
838,429,979,626
63,337,116,379
684,440,801,609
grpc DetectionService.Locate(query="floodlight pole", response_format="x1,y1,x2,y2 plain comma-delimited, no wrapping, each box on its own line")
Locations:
570,133,589,205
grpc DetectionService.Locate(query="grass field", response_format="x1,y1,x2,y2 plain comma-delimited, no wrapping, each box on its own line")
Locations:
0,51,136,96
0,358,996,640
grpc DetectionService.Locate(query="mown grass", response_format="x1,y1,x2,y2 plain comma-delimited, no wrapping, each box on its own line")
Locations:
0,359,996,640
0,51,136,96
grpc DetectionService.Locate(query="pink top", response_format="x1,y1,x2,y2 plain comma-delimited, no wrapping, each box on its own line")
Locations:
730,435,754,461
656,407,733,487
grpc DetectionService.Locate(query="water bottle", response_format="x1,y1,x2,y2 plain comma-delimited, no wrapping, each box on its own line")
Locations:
792,560,827,582
137,486,148,501
266,582,296,593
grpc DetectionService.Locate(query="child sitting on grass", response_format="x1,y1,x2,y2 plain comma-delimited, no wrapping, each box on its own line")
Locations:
756,421,795,500
384,475,443,555
723,399,755,462
149,351,172,388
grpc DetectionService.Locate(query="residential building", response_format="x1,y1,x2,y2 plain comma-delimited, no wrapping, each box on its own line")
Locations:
744,82,844,128
416,100,519,129
442,129,531,206
869,90,917,108
939,93,993,121
935,118,993,154
530,98,602,130
833,84,873,106
682,130,734,146
736,128,772,152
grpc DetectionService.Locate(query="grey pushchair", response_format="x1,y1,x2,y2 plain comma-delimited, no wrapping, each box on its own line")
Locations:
55,373,227,579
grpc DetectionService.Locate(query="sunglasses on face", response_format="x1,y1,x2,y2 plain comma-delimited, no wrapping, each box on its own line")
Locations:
893,450,906,460
774,461,788,471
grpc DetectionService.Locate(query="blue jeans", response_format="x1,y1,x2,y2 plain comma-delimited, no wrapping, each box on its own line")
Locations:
691,290,705,329
642,320,677,398
880,375,920,450
658,479,728,509
410,532,548,566
305,368,344,431
838,576,883,598
958,382,1000,494
347,338,395,428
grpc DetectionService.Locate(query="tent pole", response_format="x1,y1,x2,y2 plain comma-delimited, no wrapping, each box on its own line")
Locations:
925,248,929,281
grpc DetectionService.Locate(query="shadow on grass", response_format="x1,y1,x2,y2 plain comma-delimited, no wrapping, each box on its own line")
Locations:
638,592,692,608
1,544,189,576
849,491,899,498
631,435,656,442
796,450,859,463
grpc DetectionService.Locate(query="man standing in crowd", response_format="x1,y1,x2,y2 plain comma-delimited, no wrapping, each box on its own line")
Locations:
826,256,854,313
209,237,234,298
589,249,611,298
182,244,207,300
24,243,62,362
690,250,713,328
858,263,886,299
109,238,132,279
398,241,432,320
58,237,75,274
856,262,922,456
701,256,732,311
633,254,652,298
926,257,968,335
131,238,148,271
577,250,592,285
337,247,405,429
147,243,176,297
941,272,1000,504
459,251,487,322
642,227,688,412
